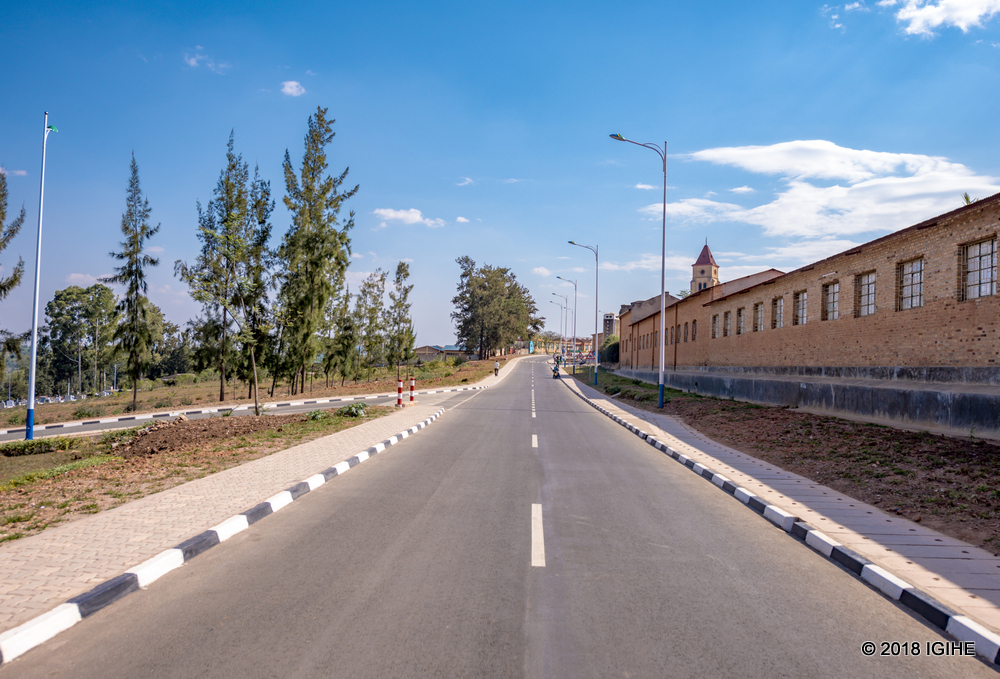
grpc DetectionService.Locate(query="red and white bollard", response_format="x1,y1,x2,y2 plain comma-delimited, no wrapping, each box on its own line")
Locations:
410,376,415,402
397,379,403,407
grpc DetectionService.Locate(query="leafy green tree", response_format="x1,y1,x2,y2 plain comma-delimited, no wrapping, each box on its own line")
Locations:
385,261,416,373
102,154,160,412
0,169,25,304
324,293,361,386
278,106,357,394
44,286,89,394
355,269,386,380
176,133,274,411
599,333,619,363
451,257,541,359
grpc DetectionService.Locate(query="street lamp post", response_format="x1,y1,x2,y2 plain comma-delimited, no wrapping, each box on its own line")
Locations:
552,292,568,359
25,113,57,440
549,300,563,354
610,133,667,408
568,241,599,386
556,276,577,374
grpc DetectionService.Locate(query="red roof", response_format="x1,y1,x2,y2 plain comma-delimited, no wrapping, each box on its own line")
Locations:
693,244,717,267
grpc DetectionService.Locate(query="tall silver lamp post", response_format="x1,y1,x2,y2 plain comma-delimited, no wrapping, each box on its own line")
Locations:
549,299,565,359
556,276,577,374
609,133,667,407
568,241,599,386
552,293,568,360
25,113,57,440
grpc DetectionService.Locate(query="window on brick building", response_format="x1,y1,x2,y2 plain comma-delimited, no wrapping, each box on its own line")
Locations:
736,308,745,335
711,315,718,339
962,239,996,300
855,271,876,316
792,291,807,325
684,322,689,342
670,326,674,344
771,297,783,329
821,282,839,320
897,258,924,310
752,303,762,332
723,311,731,337
692,320,697,341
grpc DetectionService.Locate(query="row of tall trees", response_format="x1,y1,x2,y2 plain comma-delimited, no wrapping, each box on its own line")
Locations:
1,106,418,411
451,256,542,359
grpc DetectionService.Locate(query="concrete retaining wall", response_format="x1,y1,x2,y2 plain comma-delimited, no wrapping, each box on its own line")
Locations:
613,367,1000,438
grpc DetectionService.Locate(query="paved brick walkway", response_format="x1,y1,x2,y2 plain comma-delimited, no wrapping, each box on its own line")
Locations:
0,357,524,634
563,377,1000,636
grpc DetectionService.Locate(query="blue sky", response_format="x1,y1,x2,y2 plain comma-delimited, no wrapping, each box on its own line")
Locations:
2,1,1000,345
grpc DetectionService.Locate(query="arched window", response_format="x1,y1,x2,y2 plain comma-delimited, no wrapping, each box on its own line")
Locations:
684,323,689,342
692,320,697,341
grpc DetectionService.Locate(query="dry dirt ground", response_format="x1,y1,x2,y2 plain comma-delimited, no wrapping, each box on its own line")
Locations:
578,373,1000,555
0,407,391,543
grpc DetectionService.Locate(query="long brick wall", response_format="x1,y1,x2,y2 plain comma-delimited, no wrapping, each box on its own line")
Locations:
621,192,1000,374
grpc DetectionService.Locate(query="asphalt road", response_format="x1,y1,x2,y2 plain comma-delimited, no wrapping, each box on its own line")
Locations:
5,356,996,678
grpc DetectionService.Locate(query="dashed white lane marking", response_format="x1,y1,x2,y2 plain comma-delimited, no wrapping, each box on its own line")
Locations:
532,434,538,448
531,504,546,567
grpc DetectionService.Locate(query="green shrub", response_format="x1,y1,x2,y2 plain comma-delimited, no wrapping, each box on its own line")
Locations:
73,405,103,420
307,409,330,421
424,360,442,371
0,436,75,458
335,402,368,418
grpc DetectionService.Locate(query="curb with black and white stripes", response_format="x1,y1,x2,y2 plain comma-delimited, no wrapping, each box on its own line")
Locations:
0,383,499,437
0,408,446,665
562,382,1000,668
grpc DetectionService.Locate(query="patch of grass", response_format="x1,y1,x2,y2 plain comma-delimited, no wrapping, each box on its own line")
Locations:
0,437,76,458
0,456,119,491
2,513,34,525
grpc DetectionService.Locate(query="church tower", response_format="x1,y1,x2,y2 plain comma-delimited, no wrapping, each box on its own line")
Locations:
691,242,719,293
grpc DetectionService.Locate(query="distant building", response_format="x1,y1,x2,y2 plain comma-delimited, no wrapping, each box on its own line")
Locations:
603,312,619,340
415,345,476,362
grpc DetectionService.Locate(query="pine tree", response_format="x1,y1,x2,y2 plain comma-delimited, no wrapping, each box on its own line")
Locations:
102,154,160,412
0,169,26,304
386,261,416,373
355,269,386,381
278,106,357,394
176,133,274,414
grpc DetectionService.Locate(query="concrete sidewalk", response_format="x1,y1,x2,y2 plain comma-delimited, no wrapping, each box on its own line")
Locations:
562,376,1000,638
0,356,524,639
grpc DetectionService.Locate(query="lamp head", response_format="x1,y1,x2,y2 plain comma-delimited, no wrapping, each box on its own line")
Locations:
609,133,625,141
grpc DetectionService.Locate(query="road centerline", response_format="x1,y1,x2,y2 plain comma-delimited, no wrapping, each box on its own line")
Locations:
531,503,546,567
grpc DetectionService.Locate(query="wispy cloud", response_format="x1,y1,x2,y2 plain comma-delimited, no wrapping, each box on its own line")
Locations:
456,177,475,186
677,139,999,240
281,81,306,96
601,254,695,274
372,208,445,230
532,267,552,276
635,183,655,190
351,252,364,259
183,49,229,74
503,178,523,184
845,1,870,11
570,267,586,273
0,169,27,177
730,186,755,194
65,273,109,286
147,246,165,254
456,216,469,223
891,0,1000,35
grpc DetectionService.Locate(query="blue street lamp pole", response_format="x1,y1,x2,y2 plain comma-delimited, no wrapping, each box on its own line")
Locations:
610,133,667,407
26,113,57,440
568,241,599,386
556,276,577,374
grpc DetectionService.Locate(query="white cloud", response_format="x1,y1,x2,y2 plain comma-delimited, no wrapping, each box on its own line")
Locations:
570,267,586,273
845,2,869,11
892,0,1000,35
183,50,229,74
372,208,445,230
400,258,414,263
281,81,306,96
306,69,316,76
556,256,571,260
456,216,469,223
730,186,755,194
532,267,552,276
65,273,106,286
351,252,364,259
601,254,694,274
503,178,523,184
0,169,27,177
456,177,474,186
635,183,655,190
663,139,999,248
147,245,165,254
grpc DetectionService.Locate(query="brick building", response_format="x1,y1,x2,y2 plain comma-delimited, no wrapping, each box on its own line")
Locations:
615,192,1000,436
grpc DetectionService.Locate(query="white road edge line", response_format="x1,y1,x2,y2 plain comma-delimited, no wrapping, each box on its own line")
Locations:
531,503,546,567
